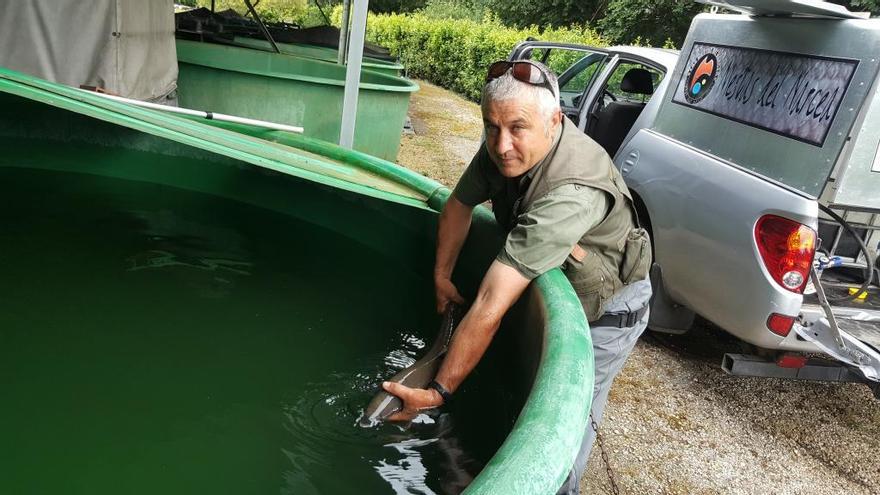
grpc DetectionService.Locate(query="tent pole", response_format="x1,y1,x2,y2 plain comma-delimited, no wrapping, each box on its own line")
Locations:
338,0,368,150
338,0,351,65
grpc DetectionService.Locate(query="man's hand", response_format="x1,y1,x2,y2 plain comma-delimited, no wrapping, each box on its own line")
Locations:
382,381,444,422
434,277,465,314
432,260,531,396
434,196,473,312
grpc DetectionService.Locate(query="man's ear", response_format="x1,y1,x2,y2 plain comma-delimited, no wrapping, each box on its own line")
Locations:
546,109,563,137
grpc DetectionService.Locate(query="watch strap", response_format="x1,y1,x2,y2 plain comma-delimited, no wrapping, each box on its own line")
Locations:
428,380,452,404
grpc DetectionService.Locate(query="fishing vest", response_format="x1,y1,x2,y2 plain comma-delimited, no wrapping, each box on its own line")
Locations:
492,116,647,321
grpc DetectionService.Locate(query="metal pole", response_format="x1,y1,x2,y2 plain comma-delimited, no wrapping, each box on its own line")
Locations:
338,0,351,65
339,0,368,150
345,18,352,62
243,0,280,53
344,6,352,64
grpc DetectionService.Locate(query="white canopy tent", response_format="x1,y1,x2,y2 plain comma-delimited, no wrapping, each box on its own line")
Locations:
0,0,178,102
0,0,376,146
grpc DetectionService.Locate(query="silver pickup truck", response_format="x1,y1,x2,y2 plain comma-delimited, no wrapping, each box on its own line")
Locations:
511,0,880,395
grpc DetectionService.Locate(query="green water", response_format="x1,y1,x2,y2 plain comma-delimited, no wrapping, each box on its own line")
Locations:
0,169,516,494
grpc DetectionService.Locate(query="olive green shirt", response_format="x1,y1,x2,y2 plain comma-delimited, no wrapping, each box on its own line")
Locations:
453,128,610,280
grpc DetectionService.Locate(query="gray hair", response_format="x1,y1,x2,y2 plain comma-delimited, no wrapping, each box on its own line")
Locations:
481,63,560,126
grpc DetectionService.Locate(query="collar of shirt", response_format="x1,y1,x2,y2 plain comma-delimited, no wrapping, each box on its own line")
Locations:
516,120,565,194
503,120,565,229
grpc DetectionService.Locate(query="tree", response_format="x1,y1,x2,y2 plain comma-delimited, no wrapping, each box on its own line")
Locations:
829,0,880,15
369,0,429,14
598,0,703,47
486,0,608,29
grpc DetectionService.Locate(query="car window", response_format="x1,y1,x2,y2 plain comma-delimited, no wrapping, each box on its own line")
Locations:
521,47,608,109
603,61,664,103
558,54,605,100
523,47,549,64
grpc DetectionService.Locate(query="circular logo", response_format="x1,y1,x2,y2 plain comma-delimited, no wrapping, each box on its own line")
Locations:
684,53,717,104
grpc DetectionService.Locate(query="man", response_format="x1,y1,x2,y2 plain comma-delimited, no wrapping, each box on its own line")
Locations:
382,60,652,494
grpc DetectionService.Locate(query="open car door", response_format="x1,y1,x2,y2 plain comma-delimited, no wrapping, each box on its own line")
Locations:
509,41,670,159
508,41,610,126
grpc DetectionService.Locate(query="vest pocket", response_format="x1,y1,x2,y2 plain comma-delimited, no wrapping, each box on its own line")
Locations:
565,249,614,322
620,228,652,284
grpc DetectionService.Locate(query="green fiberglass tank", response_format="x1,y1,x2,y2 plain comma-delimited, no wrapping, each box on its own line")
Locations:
231,36,404,77
175,39,417,162
0,66,592,495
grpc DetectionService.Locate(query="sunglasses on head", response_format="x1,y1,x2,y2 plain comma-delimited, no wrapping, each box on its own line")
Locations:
486,60,558,100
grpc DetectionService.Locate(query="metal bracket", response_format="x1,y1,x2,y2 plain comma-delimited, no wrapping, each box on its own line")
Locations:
796,266,879,381
795,312,880,381
809,265,847,349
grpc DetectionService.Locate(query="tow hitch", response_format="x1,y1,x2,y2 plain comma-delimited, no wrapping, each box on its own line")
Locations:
723,265,879,396
793,266,880,383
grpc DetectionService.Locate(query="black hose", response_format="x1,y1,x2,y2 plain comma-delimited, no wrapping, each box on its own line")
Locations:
818,203,875,301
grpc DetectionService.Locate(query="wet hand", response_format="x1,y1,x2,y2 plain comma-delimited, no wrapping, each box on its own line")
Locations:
382,381,444,422
434,278,465,314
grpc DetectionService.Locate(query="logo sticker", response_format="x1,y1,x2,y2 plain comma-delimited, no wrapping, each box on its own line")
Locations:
672,43,858,147
684,53,717,103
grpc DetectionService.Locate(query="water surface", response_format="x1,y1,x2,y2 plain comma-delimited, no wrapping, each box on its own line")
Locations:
0,169,516,494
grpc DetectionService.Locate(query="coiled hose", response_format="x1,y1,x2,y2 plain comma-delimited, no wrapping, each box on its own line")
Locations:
818,203,876,301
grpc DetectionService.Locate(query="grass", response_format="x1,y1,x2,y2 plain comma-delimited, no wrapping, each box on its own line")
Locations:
395,80,483,188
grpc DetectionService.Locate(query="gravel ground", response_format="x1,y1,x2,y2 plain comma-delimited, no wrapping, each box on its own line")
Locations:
396,80,880,494
583,323,879,495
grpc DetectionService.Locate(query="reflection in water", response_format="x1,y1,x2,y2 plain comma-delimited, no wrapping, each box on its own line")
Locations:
376,414,478,495
278,328,481,494
127,249,252,275
384,333,424,369
376,437,439,495
123,210,253,298
281,446,319,495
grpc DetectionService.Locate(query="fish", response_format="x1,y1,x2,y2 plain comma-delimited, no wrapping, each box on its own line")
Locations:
359,303,463,428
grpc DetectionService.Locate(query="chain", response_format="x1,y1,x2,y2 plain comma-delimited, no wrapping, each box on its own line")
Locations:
591,413,621,495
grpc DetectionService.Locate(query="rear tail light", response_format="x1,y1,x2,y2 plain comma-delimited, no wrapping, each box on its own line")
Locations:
755,215,816,293
766,313,795,337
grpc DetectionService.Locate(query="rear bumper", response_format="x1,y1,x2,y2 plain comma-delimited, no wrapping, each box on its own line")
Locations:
685,274,816,352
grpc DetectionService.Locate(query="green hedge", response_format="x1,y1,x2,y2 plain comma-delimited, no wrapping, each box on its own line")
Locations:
361,13,606,101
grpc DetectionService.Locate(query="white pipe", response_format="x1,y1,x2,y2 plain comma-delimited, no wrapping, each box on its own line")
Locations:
83,90,304,134
339,0,368,149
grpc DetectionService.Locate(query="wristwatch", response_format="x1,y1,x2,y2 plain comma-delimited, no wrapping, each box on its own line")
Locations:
427,380,453,404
